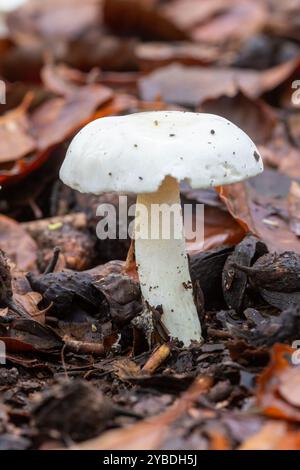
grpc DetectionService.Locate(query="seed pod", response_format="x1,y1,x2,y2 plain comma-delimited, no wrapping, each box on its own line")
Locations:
233,251,300,293
259,289,300,310
222,234,268,312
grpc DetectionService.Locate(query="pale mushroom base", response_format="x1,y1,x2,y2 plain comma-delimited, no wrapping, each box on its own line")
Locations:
135,176,202,346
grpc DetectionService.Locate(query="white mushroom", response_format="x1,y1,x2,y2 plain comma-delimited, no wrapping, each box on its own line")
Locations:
60,111,263,345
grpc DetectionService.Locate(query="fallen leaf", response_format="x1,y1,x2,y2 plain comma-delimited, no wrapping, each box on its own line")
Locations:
257,344,300,422
194,3,266,44
103,0,185,41
30,84,112,152
7,0,102,45
139,60,299,107
267,0,300,42
183,189,246,254
104,0,266,45
0,319,62,353
0,214,38,270
14,291,51,323
0,64,112,186
217,175,300,253
0,98,36,163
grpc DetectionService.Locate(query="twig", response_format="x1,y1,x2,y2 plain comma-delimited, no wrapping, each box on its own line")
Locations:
61,343,69,380
142,343,171,374
63,336,105,356
44,247,61,274
207,328,233,339
28,199,43,219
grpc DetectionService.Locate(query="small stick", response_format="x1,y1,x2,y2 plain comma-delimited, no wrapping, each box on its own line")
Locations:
207,328,233,339
142,343,171,374
44,247,61,274
63,336,105,356
61,343,69,380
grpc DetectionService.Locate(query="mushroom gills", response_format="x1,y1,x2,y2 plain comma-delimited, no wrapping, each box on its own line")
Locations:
134,176,202,345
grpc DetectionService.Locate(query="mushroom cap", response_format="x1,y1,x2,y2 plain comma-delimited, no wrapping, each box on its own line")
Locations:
60,111,263,194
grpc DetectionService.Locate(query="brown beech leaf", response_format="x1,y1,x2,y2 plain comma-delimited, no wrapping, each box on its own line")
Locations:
2,353,49,369
30,84,112,151
3,5,135,78
104,0,266,45
0,215,38,271
139,60,299,107
187,203,245,254
14,291,51,324
103,0,185,41
65,32,137,73
191,1,266,44
41,64,90,96
0,147,52,187
267,0,300,42
163,0,267,44
182,188,246,255
0,95,36,163
217,178,300,254
256,344,300,422
0,319,62,354
7,0,102,46
0,69,112,185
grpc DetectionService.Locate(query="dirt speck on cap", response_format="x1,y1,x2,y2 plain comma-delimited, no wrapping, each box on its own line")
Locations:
254,150,260,161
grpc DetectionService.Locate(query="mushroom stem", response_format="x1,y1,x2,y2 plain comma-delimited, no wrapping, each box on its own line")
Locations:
135,176,202,345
